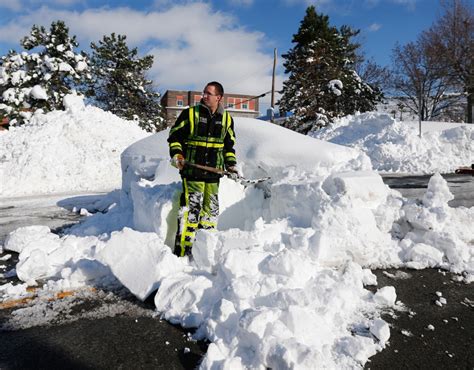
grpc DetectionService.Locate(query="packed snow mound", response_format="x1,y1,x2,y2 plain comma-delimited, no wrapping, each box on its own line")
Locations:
311,112,473,174
0,96,149,198
121,117,373,243
121,117,372,195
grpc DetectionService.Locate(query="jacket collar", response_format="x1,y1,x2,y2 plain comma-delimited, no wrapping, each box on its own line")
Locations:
199,100,224,116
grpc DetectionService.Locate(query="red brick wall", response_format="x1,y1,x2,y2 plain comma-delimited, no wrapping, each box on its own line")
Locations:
161,90,261,126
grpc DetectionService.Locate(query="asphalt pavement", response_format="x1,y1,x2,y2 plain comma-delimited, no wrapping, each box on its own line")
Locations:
366,268,473,369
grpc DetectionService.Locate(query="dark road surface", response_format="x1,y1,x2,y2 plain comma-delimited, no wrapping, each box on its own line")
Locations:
0,173,472,369
0,315,207,370
367,268,474,370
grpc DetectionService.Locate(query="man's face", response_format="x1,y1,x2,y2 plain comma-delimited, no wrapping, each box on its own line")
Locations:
202,85,221,109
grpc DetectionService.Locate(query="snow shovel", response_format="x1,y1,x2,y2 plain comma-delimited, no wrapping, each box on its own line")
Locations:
183,161,272,198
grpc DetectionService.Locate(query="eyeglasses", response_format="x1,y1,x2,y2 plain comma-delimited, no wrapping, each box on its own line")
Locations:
202,91,220,97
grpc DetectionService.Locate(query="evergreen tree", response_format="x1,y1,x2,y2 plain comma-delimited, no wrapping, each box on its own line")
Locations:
87,33,164,132
0,20,89,125
278,6,382,134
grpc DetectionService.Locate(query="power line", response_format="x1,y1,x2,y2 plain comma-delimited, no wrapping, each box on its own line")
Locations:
228,90,271,108
225,64,273,92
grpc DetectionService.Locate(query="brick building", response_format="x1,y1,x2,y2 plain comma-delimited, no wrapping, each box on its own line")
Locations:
161,90,260,126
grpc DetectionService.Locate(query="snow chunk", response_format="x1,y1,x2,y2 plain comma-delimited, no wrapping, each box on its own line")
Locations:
373,286,396,306
154,272,220,328
338,335,378,365
422,173,454,208
63,93,85,113
4,225,58,254
192,230,220,272
98,228,183,300
405,243,444,269
0,282,28,298
396,173,474,275
370,318,390,344
322,170,389,208
30,85,48,100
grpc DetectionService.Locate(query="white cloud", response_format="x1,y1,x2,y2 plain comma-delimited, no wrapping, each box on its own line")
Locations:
227,0,254,6
1,0,84,10
51,0,83,5
32,0,82,5
368,23,382,32
281,0,337,8
152,0,191,10
0,0,22,11
0,3,283,110
390,0,417,10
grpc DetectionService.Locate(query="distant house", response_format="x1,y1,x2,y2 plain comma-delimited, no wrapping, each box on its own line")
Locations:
161,90,260,126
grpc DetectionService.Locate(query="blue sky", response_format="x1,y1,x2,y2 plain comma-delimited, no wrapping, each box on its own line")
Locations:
0,0,443,111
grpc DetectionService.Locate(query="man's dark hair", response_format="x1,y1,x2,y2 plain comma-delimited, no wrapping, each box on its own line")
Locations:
206,81,224,96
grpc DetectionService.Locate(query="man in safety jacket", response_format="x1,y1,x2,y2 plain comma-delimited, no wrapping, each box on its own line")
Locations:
168,81,237,257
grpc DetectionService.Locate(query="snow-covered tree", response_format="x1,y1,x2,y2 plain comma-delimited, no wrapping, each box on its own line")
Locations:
0,20,89,125
87,33,165,132
278,6,382,134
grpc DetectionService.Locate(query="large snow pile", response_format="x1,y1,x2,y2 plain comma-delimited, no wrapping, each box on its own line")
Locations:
0,95,149,197
2,117,473,369
311,112,473,174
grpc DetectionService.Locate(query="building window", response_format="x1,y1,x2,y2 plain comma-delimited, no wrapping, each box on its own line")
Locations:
176,95,184,106
242,101,248,110
227,97,235,108
234,98,241,109
194,95,201,105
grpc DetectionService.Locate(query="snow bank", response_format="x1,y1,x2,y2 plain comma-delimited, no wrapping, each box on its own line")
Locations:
121,117,371,197
2,114,473,369
311,112,473,174
0,95,149,197
121,118,372,243
394,173,474,276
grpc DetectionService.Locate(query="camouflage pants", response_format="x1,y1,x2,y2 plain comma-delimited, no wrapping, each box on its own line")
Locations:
174,179,219,257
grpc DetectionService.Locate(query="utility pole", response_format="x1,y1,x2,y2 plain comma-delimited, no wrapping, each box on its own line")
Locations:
271,48,277,123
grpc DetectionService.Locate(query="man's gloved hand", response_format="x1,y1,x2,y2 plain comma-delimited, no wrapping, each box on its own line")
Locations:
226,165,240,180
171,154,185,170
